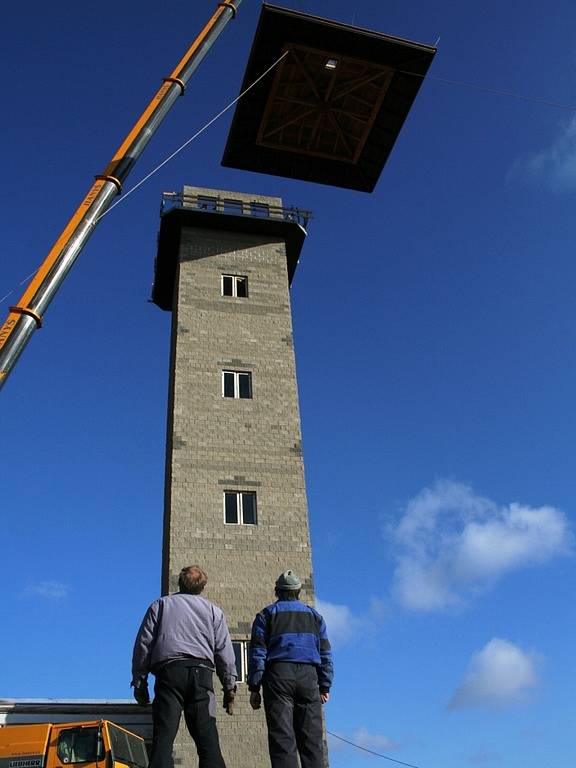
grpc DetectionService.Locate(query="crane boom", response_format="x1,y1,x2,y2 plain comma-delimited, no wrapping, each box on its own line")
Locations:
0,0,241,390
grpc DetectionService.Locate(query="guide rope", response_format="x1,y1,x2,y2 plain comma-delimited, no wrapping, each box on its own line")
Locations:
0,51,288,308
3,58,576,307
327,730,422,768
95,49,290,223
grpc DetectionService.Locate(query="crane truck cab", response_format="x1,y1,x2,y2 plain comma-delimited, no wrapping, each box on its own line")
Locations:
0,721,148,768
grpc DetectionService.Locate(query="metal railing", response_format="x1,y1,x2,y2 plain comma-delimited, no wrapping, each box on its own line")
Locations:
160,191,313,230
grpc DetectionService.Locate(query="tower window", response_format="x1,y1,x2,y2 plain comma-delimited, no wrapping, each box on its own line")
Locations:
232,640,248,682
222,274,248,297
223,370,252,399
224,491,257,525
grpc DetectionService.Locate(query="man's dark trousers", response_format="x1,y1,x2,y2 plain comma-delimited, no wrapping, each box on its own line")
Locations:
151,659,226,768
263,662,324,768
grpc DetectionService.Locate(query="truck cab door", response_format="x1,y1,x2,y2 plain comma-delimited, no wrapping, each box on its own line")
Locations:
46,724,105,768
103,722,148,768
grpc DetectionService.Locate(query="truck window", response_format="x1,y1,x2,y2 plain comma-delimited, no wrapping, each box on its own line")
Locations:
107,724,148,768
57,728,103,764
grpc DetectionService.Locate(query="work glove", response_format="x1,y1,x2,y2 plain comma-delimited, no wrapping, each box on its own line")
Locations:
223,688,235,715
131,679,150,706
249,691,261,710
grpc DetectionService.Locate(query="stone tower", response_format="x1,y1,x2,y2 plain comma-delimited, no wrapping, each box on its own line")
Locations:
152,185,320,767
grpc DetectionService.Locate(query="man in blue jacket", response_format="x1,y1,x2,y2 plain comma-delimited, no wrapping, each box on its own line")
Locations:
132,565,237,768
248,570,333,768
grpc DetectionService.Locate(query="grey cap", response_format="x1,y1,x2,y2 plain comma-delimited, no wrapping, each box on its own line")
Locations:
275,570,302,590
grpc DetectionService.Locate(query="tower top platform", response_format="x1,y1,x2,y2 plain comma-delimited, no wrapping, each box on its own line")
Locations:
222,4,436,192
151,186,311,311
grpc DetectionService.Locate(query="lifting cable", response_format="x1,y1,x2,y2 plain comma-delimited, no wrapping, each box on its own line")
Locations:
327,730,422,768
95,49,290,223
399,68,576,111
0,270,40,308
2,59,576,308
0,49,288,309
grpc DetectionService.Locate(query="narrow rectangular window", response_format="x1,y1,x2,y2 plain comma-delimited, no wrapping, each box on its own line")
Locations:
232,641,247,682
225,492,239,524
242,493,256,525
224,491,257,525
221,274,248,298
238,372,252,399
222,370,252,399
223,371,236,398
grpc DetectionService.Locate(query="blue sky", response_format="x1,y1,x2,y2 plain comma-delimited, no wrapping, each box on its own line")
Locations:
1,1,576,767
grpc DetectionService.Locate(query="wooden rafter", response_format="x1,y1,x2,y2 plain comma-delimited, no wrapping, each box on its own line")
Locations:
256,44,396,163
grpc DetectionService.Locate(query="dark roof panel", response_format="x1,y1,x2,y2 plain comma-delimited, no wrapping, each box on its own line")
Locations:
222,4,436,192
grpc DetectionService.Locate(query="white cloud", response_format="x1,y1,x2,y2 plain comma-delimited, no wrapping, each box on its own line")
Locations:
508,115,576,191
315,599,362,646
22,580,69,600
449,638,540,710
387,480,572,612
315,597,386,647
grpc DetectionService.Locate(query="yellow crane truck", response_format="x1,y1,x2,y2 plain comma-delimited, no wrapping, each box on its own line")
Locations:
0,721,148,768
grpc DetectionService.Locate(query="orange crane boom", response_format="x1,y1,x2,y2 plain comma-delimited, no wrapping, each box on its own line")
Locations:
0,0,241,390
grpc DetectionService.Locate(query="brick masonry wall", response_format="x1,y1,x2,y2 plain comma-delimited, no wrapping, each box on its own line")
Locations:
160,188,325,768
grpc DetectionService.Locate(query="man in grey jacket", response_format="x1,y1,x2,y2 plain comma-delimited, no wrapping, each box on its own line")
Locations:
132,565,237,768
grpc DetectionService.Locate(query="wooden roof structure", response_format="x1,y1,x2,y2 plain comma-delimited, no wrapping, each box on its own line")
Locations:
222,5,436,192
